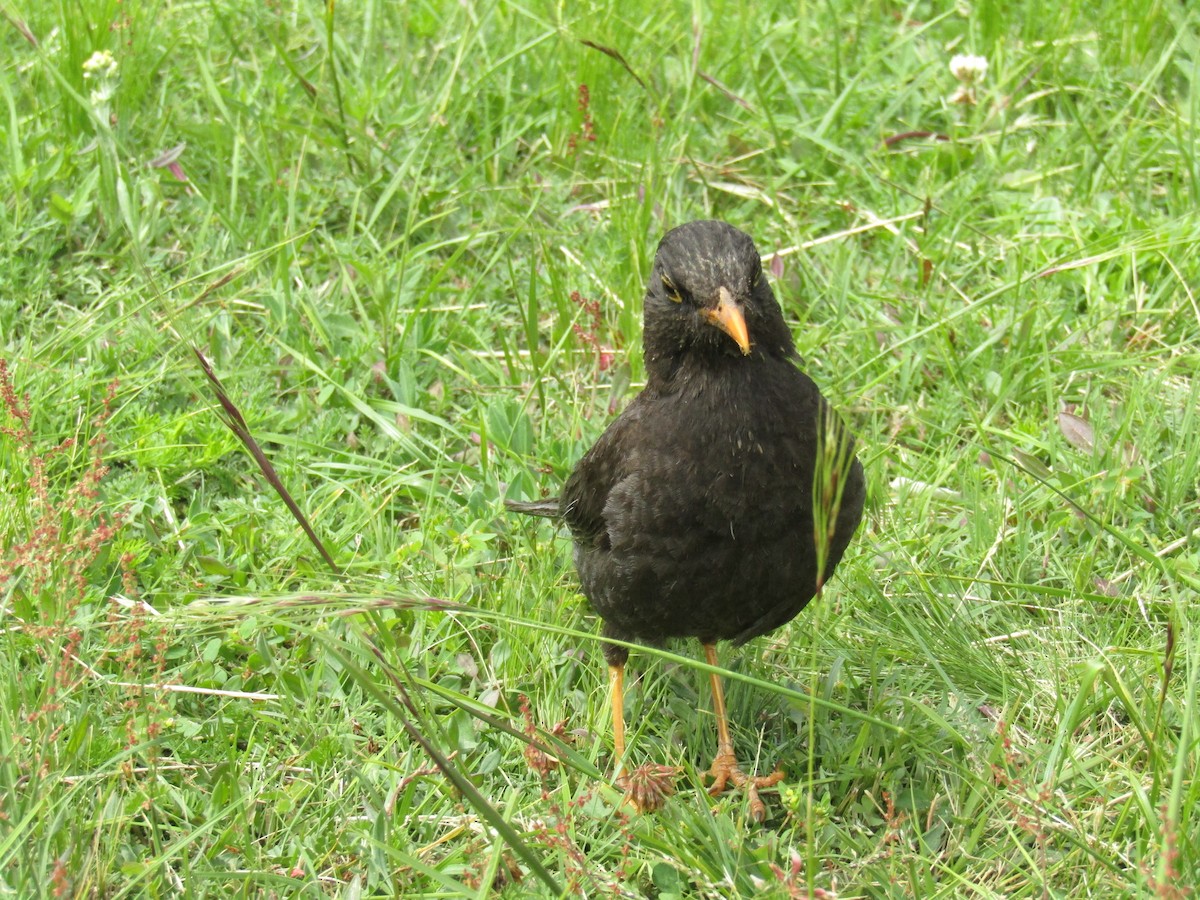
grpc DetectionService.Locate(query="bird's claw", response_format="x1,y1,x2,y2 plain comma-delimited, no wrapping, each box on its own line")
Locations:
706,750,785,823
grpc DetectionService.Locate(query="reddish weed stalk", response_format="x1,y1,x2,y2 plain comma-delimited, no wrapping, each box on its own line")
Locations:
0,360,121,625
0,359,168,793
566,84,597,154
569,291,614,371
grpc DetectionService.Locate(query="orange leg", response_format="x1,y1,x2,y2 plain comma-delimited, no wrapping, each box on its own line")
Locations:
609,661,677,813
703,643,785,822
609,663,626,775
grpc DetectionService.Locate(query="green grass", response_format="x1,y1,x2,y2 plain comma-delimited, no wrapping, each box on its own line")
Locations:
1,0,1198,895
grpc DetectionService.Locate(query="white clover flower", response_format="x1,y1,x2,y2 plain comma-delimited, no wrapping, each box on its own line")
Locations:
949,54,988,105
949,54,988,85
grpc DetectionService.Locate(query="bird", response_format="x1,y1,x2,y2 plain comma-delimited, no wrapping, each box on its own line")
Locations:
507,220,865,821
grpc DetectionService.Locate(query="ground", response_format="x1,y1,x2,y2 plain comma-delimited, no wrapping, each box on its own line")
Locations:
0,1,1196,896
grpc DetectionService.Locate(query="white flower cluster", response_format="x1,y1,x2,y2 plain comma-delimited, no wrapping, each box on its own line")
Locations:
949,53,987,105
83,50,119,116
949,54,988,84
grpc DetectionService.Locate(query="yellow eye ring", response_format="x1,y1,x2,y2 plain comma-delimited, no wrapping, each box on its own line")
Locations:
661,274,682,302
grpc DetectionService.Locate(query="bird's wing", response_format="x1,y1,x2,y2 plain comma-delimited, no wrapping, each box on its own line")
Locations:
559,398,647,546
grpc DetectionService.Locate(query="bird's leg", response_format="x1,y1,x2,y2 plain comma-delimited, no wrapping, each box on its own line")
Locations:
607,657,677,813
609,663,626,776
703,643,785,822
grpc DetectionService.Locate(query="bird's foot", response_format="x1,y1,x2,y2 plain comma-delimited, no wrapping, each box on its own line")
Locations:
616,763,680,813
705,750,785,823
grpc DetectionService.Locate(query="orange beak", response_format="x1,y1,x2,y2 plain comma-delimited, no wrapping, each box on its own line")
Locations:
702,287,751,355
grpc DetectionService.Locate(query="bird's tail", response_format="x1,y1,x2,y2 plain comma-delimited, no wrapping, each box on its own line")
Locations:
504,498,562,519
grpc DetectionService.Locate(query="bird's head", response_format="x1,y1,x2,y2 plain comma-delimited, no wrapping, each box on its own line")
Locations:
644,220,794,379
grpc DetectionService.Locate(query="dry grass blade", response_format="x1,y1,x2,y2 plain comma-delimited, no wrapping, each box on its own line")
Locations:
1153,619,1176,741
578,39,648,90
1,7,38,46
698,70,754,111
192,347,341,575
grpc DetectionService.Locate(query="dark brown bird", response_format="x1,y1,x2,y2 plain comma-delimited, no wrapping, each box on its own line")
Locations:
508,220,864,820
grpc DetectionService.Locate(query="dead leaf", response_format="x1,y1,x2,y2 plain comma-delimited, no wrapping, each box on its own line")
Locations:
1057,410,1095,452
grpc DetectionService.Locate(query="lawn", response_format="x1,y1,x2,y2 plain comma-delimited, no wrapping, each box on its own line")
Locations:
1,0,1197,896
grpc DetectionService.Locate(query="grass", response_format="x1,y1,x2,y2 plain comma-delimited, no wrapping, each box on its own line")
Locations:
1,0,1197,895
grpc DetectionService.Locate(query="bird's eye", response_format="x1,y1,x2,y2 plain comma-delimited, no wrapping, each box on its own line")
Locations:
661,274,682,302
